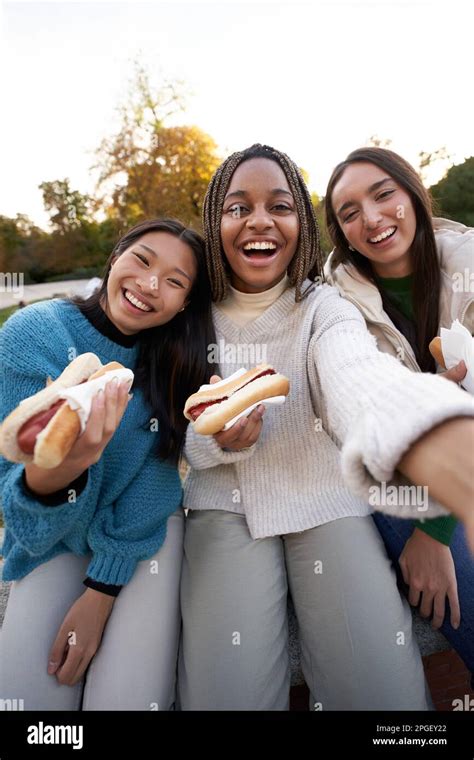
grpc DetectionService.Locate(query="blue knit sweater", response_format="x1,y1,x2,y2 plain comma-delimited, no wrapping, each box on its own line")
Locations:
0,299,182,585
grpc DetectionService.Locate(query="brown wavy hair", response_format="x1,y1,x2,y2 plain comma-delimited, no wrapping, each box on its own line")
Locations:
325,147,440,372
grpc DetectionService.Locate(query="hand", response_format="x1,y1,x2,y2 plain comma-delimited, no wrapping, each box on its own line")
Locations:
398,418,474,553
25,379,131,495
48,588,115,686
209,374,265,452
439,361,467,384
399,528,460,630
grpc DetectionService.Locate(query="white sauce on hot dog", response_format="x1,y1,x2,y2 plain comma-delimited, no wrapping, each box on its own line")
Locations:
59,368,134,432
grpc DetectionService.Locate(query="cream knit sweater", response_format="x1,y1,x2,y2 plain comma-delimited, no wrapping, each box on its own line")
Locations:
184,281,474,539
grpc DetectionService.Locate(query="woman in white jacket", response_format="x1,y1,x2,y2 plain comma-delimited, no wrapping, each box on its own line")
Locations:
325,146,473,687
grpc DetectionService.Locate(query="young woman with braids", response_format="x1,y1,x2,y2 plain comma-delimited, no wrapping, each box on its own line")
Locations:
177,144,474,711
324,146,474,687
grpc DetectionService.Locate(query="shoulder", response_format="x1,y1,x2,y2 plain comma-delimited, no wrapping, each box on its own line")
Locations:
307,281,364,321
0,299,79,372
433,217,474,275
1,298,71,338
292,281,365,344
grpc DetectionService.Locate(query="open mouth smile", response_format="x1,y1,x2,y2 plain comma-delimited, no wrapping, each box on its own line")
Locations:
239,239,281,266
368,226,397,245
121,288,154,313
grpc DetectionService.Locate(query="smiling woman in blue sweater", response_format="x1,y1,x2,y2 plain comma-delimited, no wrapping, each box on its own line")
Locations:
0,218,215,710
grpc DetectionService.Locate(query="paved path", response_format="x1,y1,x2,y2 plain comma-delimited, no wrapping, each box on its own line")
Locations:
0,279,99,310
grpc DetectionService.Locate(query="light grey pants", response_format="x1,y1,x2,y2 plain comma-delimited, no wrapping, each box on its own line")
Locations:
0,509,184,711
178,510,432,711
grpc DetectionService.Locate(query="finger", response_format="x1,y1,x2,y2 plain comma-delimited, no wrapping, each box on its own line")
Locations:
55,645,83,686
432,592,447,630
236,408,265,446
209,375,222,384
48,625,70,675
103,378,119,437
215,404,265,444
68,653,93,686
407,584,421,608
85,391,106,443
214,416,249,446
447,585,461,630
115,381,131,426
419,590,434,620
399,558,410,586
442,361,467,383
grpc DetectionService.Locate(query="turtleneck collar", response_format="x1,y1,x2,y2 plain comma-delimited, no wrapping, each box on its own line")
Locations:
77,298,139,348
217,274,290,328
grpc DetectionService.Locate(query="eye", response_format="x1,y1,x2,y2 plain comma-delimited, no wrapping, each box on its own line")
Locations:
134,252,149,265
376,189,395,201
167,278,185,288
272,204,293,212
226,204,248,218
343,210,358,223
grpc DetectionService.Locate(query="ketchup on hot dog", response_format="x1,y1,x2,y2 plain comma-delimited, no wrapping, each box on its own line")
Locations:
188,368,276,421
17,400,66,454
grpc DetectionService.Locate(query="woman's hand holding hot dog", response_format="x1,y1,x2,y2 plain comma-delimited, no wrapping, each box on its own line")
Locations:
209,375,265,451
25,379,131,497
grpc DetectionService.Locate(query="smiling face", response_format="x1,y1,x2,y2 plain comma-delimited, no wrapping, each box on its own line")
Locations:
103,231,197,334
220,157,300,293
331,162,417,278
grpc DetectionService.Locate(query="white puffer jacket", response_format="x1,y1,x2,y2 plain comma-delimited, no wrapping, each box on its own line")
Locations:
325,218,474,372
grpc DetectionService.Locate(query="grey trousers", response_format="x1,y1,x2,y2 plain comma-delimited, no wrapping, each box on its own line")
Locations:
0,509,184,711
178,510,432,711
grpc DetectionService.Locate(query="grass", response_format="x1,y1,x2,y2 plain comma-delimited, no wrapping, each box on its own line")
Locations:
0,305,20,327
0,298,50,328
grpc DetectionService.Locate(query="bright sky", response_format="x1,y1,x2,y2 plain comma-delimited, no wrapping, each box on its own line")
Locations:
0,0,472,229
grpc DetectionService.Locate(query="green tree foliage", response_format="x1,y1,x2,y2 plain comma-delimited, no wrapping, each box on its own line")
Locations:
430,157,474,226
39,179,93,233
0,215,46,283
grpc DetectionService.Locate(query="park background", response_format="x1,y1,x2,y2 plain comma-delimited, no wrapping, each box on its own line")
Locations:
0,0,473,711
0,0,472,323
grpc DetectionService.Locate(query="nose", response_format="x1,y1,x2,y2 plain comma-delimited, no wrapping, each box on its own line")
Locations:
362,203,383,230
136,274,159,297
246,205,274,231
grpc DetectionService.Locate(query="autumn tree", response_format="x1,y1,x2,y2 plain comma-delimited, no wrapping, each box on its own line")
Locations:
95,65,221,231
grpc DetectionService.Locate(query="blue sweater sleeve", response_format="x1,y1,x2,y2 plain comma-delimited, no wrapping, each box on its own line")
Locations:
0,307,93,555
85,451,182,585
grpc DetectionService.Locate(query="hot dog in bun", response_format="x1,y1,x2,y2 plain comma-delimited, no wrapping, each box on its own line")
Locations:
429,337,446,369
184,364,290,436
0,353,134,468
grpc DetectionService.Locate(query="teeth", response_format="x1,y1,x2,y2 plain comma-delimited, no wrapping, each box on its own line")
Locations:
243,241,277,251
369,227,396,244
124,290,152,312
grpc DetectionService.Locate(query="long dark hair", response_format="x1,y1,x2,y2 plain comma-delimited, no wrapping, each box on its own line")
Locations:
70,218,217,464
325,147,440,372
203,143,325,302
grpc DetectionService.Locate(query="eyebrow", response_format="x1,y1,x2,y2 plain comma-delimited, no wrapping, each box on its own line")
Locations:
224,188,293,201
337,177,393,216
137,243,192,282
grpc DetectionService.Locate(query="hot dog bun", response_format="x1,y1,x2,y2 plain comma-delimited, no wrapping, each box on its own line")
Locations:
429,337,446,369
184,364,290,436
0,354,127,468
33,361,125,469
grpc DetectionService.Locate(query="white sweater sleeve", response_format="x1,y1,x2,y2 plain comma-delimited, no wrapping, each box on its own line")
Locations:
310,288,474,509
184,421,257,470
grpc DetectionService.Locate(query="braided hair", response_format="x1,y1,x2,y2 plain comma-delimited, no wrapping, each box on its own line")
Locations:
202,144,324,302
